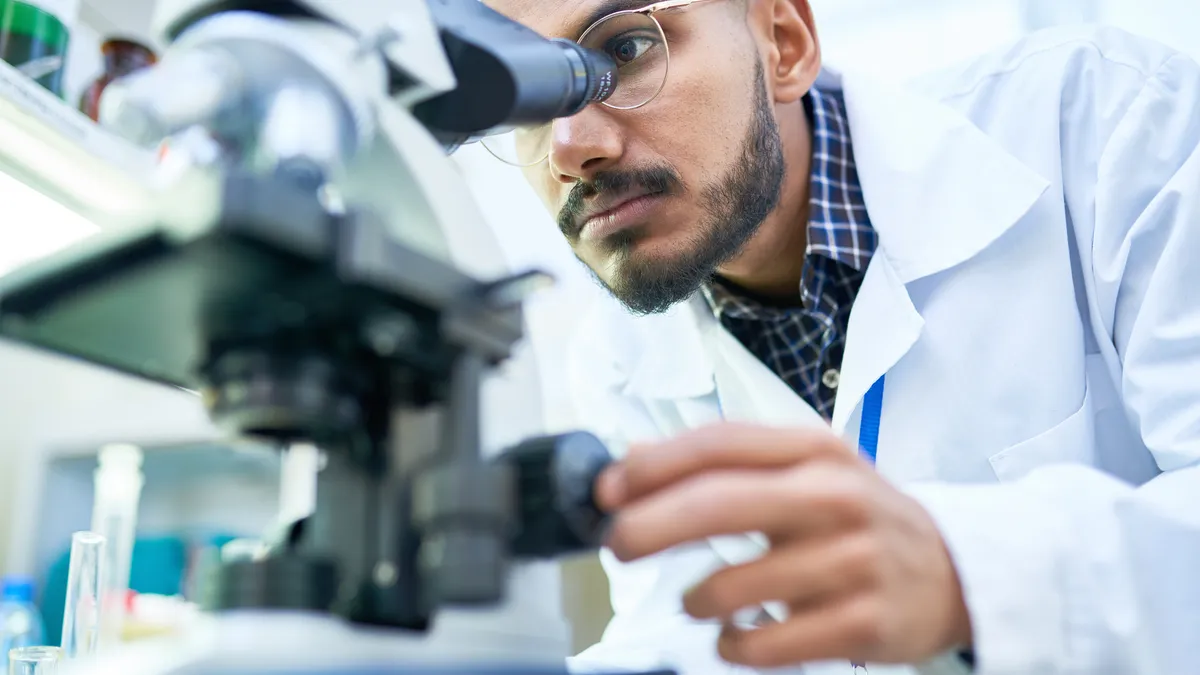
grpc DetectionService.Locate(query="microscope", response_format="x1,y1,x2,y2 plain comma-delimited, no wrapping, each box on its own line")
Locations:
0,1,662,673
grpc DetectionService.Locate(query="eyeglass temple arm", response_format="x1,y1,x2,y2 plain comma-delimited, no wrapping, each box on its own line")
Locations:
643,0,722,14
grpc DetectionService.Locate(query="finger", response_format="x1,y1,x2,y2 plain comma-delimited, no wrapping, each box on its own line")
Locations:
606,469,801,561
614,423,851,507
594,464,624,512
717,595,885,668
608,461,877,561
683,535,876,621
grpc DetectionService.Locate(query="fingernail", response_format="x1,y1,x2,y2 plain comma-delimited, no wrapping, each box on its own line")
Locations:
681,586,701,618
595,464,626,510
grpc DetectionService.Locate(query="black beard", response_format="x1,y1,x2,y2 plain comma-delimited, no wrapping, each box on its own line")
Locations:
566,60,786,316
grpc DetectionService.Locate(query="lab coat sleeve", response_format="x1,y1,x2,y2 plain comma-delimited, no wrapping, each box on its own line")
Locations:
907,53,1200,675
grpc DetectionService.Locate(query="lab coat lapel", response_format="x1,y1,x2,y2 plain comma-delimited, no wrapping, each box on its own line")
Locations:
830,254,923,435
825,68,1051,436
617,298,715,402
615,296,724,435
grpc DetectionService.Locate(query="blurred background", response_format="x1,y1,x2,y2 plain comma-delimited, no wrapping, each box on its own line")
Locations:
0,0,1197,655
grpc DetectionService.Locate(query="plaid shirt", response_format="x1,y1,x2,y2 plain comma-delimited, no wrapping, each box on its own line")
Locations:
703,88,876,421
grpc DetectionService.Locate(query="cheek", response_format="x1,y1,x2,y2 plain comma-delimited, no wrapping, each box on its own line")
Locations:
629,44,754,176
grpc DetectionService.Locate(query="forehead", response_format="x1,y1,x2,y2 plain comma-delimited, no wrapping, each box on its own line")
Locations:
487,0,650,39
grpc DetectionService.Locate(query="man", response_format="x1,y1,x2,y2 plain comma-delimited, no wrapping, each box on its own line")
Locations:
482,0,1200,673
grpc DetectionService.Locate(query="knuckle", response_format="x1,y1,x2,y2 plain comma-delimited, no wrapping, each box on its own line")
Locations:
846,598,890,650
805,470,872,522
716,628,744,663
604,522,640,560
727,631,778,668
817,430,849,454
703,579,743,616
844,535,886,584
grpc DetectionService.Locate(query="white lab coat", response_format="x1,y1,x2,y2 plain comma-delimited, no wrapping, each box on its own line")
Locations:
564,26,1200,675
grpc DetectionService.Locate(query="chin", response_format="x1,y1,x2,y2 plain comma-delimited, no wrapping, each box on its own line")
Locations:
612,238,703,281
622,225,697,261
586,224,704,281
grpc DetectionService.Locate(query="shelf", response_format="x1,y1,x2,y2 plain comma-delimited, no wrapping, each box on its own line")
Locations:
0,45,157,231
0,51,153,172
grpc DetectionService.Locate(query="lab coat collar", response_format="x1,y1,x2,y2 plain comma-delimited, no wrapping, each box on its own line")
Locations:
616,296,716,400
823,67,1051,283
618,67,1050,401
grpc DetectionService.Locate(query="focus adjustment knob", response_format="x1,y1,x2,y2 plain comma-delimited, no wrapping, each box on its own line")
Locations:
501,432,613,558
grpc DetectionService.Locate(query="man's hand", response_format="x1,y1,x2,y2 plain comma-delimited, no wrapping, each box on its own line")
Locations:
595,423,972,669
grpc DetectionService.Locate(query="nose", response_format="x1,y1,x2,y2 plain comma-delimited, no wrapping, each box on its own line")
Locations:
547,106,624,183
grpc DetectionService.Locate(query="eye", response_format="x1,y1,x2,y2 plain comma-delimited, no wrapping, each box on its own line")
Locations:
604,33,658,66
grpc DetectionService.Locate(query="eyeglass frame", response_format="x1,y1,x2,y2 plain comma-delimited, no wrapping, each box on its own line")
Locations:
485,0,723,167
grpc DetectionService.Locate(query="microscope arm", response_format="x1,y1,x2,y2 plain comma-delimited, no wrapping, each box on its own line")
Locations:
151,0,617,147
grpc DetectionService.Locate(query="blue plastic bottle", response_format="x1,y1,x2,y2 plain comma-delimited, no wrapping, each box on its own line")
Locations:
0,575,46,661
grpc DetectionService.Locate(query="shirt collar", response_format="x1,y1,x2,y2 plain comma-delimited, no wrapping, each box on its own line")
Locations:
805,87,875,272
704,87,874,317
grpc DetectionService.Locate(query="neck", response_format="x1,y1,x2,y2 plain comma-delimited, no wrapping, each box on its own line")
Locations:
716,100,812,301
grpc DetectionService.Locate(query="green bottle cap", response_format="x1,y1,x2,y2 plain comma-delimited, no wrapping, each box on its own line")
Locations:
0,1,69,51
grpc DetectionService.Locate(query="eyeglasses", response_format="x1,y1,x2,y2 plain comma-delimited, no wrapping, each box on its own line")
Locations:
482,0,720,167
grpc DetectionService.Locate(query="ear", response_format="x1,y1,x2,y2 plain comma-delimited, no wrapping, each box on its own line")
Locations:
755,0,821,104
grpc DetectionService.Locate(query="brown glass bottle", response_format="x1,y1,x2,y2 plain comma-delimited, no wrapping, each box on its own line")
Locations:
78,38,156,122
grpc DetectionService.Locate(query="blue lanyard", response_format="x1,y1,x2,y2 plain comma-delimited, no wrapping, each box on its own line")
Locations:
858,375,886,464
853,374,886,672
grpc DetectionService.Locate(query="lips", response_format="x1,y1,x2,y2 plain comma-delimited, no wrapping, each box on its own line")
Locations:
576,189,665,241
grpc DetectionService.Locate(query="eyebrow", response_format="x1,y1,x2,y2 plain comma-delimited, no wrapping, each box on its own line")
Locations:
570,0,653,39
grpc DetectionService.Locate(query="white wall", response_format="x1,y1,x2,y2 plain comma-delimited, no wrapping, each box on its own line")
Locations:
1100,0,1200,61
811,0,1200,78
0,343,220,572
454,145,604,434
0,4,162,572
811,0,1025,78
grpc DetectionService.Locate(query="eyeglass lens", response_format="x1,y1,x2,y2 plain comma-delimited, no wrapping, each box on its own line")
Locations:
482,12,669,166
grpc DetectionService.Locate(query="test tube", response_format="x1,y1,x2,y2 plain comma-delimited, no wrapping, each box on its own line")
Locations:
8,646,62,675
60,532,106,660
91,443,144,651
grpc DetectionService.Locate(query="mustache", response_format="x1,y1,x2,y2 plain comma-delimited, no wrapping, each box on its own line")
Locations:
557,167,683,238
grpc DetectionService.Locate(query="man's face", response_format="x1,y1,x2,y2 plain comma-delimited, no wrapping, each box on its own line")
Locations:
490,0,787,315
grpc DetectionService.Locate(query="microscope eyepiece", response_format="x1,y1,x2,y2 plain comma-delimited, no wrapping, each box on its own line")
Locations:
411,0,621,147
549,39,618,116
